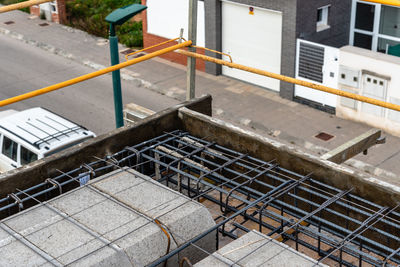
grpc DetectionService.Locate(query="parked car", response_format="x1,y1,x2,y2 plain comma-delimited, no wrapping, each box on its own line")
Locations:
0,107,96,172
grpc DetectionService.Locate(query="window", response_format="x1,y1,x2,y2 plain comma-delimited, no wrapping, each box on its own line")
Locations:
50,2,57,13
351,1,400,55
20,146,38,165
2,136,18,162
355,3,375,31
317,6,330,32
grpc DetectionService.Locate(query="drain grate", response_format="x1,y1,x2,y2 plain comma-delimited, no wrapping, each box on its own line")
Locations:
4,21,15,25
120,48,136,55
38,23,49,26
314,132,334,141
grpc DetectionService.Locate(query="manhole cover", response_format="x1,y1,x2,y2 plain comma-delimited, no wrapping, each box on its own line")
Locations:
120,48,136,55
4,21,15,25
39,23,49,26
314,132,334,141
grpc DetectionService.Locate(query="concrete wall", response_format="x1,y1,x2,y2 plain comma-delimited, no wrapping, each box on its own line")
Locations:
205,0,297,100
0,95,212,198
296,0,351,48
336,46,400,137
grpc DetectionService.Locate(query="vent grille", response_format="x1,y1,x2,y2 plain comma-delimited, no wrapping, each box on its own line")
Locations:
298,42,325,83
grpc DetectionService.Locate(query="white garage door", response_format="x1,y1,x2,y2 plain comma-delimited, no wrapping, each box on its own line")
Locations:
222,1,282,91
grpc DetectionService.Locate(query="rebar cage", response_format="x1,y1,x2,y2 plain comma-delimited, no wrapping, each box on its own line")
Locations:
1,130,399,266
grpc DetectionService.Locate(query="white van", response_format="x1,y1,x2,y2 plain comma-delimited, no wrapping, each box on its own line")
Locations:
0,107,96,172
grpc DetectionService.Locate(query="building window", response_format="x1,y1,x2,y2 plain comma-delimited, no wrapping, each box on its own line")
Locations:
317,5,330,32
50,2,57,13
351,1,400,56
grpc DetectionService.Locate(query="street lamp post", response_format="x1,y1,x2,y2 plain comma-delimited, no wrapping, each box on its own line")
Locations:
105,4,147,128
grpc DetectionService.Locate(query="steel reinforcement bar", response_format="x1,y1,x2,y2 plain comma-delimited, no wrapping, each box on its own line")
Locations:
1,130,398,266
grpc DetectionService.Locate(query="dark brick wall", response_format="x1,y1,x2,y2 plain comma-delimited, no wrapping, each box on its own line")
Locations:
205,0,297,100
204,0,222,75
296,0,352,48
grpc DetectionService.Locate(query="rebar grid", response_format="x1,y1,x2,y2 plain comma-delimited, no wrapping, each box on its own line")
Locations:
0,130,399,266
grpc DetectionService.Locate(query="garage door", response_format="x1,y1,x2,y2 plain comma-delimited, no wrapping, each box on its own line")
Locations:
222,1,282,92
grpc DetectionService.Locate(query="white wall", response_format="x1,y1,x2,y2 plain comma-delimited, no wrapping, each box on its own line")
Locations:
337,46,400,136
146,0,205,47
295,39,339,108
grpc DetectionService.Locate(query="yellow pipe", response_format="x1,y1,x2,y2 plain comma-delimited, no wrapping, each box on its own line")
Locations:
0,41,192,107
178,49,400,112
0,0,52,13
363,0,400,7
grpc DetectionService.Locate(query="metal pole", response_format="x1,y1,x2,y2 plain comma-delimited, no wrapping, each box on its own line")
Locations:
109,24,124,128
186,0,198,100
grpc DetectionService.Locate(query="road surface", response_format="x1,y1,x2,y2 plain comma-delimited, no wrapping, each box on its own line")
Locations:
0,34,178,134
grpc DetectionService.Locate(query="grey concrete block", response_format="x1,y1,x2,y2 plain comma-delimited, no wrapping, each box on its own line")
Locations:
195,230,327,266
0,168,216,266
50,187,107,215
4,205,62,236
0,239,48,266
24,219,95,259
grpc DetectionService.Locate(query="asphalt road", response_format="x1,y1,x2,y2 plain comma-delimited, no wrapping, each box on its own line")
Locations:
0,34,178,135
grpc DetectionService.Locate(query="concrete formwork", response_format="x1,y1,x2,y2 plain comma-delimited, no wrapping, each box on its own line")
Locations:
0,168,216,266
178,107,400,208
195,230,327,266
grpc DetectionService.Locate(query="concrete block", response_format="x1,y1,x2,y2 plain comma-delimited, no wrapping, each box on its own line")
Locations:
50,187,107,215
0,168,216,266
0,238,48,266
4,205,62,236
195,230,327,266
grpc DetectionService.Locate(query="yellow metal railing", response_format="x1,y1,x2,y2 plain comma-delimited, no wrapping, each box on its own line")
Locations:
0,0,52,13
1,37,400,113
363,0,400,7
0,41,192,107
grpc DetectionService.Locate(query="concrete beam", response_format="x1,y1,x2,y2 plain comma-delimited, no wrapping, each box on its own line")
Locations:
321,129,385,164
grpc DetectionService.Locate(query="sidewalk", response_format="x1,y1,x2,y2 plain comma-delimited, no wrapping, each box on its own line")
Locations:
1,10,400,182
